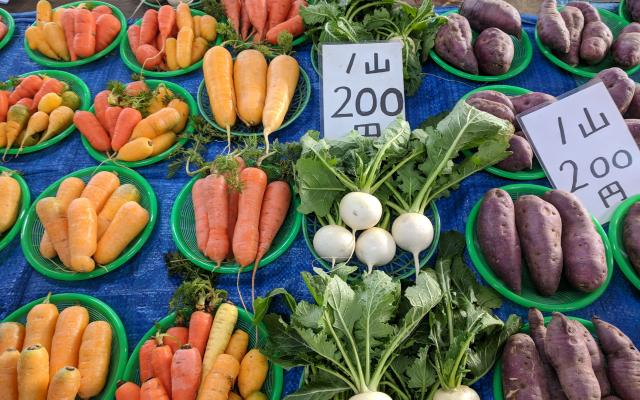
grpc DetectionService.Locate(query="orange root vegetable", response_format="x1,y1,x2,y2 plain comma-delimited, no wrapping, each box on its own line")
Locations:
204,175,229,266
97,184,140,239
116,381,141,400
224,329,249,362
203,46,237,131
132,107,181,139
158,5,176,42
165,326,189,354
176,3,194,31
81,171,120,213
192,178,210,254
36,0,52,26
23,294,59,354
91,5,112,17
43,22,70,61
255,181,291,263
140,377,169,400
197,371,232,400
200,303,238,382
147,85,174,114
112,107,142,151
226,157,246,257
232,168,267,267
177,27,195,69
0,90,9,122
209,353,240,384
168,99,189,132
116,137,154,161
61,8,77,61
0,122,6,148
26,25,60,60
40,176,85,258
77,321,112,398
191,37,208,64
139,339,156,383
34,78,65,111
74,111,111,152
18,344,50,400
199,15,217,42
127,25,141,53
67,198,98,272
39,105,74,143
20,111,49,150
187,310,212,359
223,0,241,33
0,349,19,400
104,106,123,138
47,366,81,400
234,49,267,126
288,0,307,19
4,105,30,157
95,13,121,52
36,197,71,267
245,0,267,41
266,15,304,44
94,201,149,264
171,344,201,400
126,81,149,96
238,349,268,398
193,15,202,37
0,173,21,234
73,9,96,59
240,0,250,39
229,392,243,400
140,9,159,45
0,322,25,354
9,75,44,105
150,132,177,156
151,339,173,395
262,55,299,151
93,89,111,129
15,97,35,113
136,44,163,69
49,305,89,379
268,0,291,30
165,37,179,70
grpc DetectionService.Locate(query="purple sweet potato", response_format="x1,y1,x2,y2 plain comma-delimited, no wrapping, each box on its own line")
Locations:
466,97,516,124
528,309,567,400
538,0,570,54
625,119,640,146
567,1,601,24
497,134,534,172
625,85,640,119
515,195,563,296
435,14,479,74
502,333,550,400
623,202,640,275
511,92,557,115
612,23,640,69
542,190,607,293
580,21,614,65
629,0,640,23
468,90,515,111
590,67,635,114
459,0,522,38
477,188,522,293
545,313,601,400
557,6,584,67
474,27,514,75
593,317,640,400
603,397,622,400
570,320,611,396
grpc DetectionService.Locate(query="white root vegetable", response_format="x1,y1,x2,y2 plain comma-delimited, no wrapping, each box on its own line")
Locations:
433,386,480,400
312,224,355,264
339,192,383,231
350,392,393,400
355,227,396,273
391,212,434,277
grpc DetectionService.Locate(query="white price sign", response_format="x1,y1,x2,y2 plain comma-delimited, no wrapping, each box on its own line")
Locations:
519,81,640,223
321,42,405,139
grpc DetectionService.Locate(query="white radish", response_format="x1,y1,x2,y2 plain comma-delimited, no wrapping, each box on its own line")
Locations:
391,212,434,278
312,225,355,265
433,386,480,400
355,227,396,273
339,192,383,231
350,392,393,400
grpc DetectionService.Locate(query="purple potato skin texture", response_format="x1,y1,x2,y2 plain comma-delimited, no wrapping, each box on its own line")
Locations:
602,397,622,400
590,67,635,114
580,21,614,65
545,313,601,400
435,14,479,74
511,92,556,115
567,1,601,24
460,0,522,38
628,0,640,23
623,202,640,275
570,320,611,396
475,27,514,75
624,119,640,146
477,188,522,293
538,0,571,53
515,195,563,296
468,90,515,111
612,24,640,69
593,317,640,400
542,190,607,293
528,309,567,400
557,6,584,67
624,85,640,119
497,135,534,172
502,333,550,400
466,97,516,123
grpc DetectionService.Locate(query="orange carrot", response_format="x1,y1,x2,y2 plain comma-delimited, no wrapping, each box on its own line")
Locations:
240,0,250,39
204,174,229,266
136,44,163,69
192,178,209,254
61,8,77,61
165,326,188,354
49,305,89,379
32,78,64,111
95,13,121,52
0,90,9,122
188,310,212,359
116,381,141,400
73,9,96,59
223,0,241,33
0,349,19,400
224,329,249,362
268,0,291,30
151,335,173,396
288,0,307,19
67,197,98,272
94,201,149,264
92,5,112,17
140,9,159,45
93,89,111,129
36,197,71,267
0,322,25,354
47,366,81,400
16,97,34,112
176,3,193,31
104,106,123,138
140,377,169,400
232,168,267,267
74,111,111,152
158,5,176,44
9,75,43,105
126,81,149,96
112,107,142,151
77,321,112,398
23,293,59,353
227,156,246,258
139,338,155,383
245,0,267,41
171,344,201,400
81,171,120,213
128,25,141,52
266,15,304,44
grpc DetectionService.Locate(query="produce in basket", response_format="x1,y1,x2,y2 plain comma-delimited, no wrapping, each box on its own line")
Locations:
0,172,21,235
0,16,7,41
459,0,522,38
537,0,570,54
628,0,640,22
623,201,640,274
612,23,640,69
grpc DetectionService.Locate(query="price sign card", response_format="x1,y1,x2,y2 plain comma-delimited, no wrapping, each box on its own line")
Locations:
518,81,640,223
321,42,405,139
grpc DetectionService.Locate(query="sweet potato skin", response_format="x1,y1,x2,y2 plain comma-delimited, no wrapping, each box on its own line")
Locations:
571,320,611,396
542,190,607,293
435,14,479,74
623,202,640,275
625,118,640,146
497,134,533,172
460,0,522,38
557,6,584,67
477,188,522,293
612,24,640,69
474,27,514,75
580,21,613,65
545,313,601,400
593,317,640,400
628,0,640,23
625,85,640,119
590,67,635,114
466,97,515,123
537,0,570,53
468,90,514,111
510,92,556,114
528,308,567,400
567,1,601,24
502,333,550,400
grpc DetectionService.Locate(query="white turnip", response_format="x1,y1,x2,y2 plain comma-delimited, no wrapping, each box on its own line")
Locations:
339,192,383,231
355,227,396,273
433,386,480,400
391,212,434,277
312,224,355,265
349,392,393,400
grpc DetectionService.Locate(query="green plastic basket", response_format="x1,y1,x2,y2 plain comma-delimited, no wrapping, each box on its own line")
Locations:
24,1,126,68
143,0,203,9
461,85,547,181
0,167,30,253
120,9,221,78
121,308,283,399
20,165,158,281
197,67,310,137
310,44,320,76
81,80,197,168
466,184,613,312
492,316,593,400
171,175,302,273
536,7,640,78
2,293,128,400
608,194,640,290
0,8,15,53
302,202,441,280
429,10,533,82
1,70,90,156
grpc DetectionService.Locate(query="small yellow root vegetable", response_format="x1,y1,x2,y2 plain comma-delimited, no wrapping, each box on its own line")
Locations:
43,22,70,61
177,27,195,69
150,132,176,156
94,201,149,264
97,184,141,239
117,137,154,161
0,173,21,234
26,25,60,59
191,37,208,64
39,105,73,143
238,349,269,398
36,0,52,25
234,50,267,127
166,37,178,71
168,98,189,132
38,92,63,114
131,107,181,139
199,15,217,42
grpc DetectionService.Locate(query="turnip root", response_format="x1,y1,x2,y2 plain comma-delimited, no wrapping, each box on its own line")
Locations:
459,0,522,38
502,333,550,400
474,27,514,76
623,202,640,274
557,6,584,67
355,227,396,273
537,0,570,54
528,309,567,400
590,68,635,114
433,386,480,400
349,392,393,400
339,192,383,231
313,225,355,265
570,320,611,396
391,213,433,278
496,134,533,172
612,23,640,69
593,317,640,400
435,14,479,74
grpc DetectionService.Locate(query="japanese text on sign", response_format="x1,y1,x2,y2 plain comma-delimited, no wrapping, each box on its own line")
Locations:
321,42,405,139
518,81,640,223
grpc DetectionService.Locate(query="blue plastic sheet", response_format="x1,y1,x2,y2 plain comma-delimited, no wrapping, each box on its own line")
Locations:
0,7,638,398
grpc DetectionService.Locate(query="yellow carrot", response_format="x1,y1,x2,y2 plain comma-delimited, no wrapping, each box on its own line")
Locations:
200,303,238,383
97,184,141,239
116,137,153,161
176,3,193,31
38,105,73,143
234,50,267,127
38,92,62,114
238,349,268,398
168,98,189,132
77,321,112,398
203,46,236,135
199,15,217,42
36,0,52,25
94,201,149,264
67,197,98,272
165,37,178,71
0,173,21,234
81,171,120,213
131,107,180,139
43,22,70,61
177,27,194,69
21,111,49,150
262,55,299,153
49,306,89,379
47,366,81,400
18,344,50,400
26,26,60,59
150,132,176,156
147,85,174,115
191,37,208,64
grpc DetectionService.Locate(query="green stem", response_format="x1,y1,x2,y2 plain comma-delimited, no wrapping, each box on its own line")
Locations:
324,312,365,391
309,151,359,192
381,381,410,400
426,383,440,400
448,333,475,389
316,365,359,393
384,181,410,211
385,200,404,215
347,0,394,21
370,149,424,194
361,129,407,192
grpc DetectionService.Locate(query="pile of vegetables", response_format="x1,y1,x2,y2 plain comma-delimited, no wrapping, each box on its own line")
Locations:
502,309,640,400
220,0,306,45
203,46,299,150
0,172,21,236
300,0,446,95
27,0,122,62
477,188,608,295
297,100,512,277
37,171,150,272
0,295,113,398
0,74,81,157
76,80,189,162
128,3,218,71
435,0,522,76
258,232,520,400
624,200,640,275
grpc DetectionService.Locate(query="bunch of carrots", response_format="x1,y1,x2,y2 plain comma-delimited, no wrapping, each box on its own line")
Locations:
37,170,150,272
0,171,21,236
0,74,80,158
0,16,8,41
203,47,299,151
222,0,307,44
76,80,189,162
128,3,217,72
26,0,122,61
0,295,113,399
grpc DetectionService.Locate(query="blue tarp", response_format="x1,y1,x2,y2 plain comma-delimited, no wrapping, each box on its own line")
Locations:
0,6,638,398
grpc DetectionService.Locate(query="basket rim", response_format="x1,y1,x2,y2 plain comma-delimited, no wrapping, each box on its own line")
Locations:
608,194,640,290
0,8,15,53
0,167,31,253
